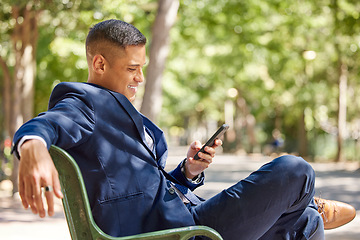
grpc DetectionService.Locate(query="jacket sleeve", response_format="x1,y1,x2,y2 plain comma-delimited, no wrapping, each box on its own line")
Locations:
12,83,95,158
168,161,204,191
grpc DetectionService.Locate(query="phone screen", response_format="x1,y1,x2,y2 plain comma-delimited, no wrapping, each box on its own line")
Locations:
193,124,229,160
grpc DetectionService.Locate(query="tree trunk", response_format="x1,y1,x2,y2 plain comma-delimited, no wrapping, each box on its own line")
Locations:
336,63,347,162
0,57,12,138
234,96,257,153
140,0,179,123
331,0,347,162
298,111,308,158
8,4,39,194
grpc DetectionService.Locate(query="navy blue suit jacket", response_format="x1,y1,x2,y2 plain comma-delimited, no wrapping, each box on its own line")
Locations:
13,82,204,237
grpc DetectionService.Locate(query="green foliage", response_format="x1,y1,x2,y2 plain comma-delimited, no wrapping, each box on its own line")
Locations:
1,0,359,159
161,0,360,158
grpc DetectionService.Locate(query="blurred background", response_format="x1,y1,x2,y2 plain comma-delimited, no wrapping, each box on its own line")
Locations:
0,0,359,194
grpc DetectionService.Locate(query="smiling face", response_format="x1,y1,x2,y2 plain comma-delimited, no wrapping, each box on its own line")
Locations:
88,44,146,102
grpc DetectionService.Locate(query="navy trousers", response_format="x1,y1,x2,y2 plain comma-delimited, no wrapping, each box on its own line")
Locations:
190,155,324,240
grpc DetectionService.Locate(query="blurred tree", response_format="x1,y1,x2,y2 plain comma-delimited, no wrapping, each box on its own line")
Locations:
330,0,347,162
0,0,98,193
162,0,359,161
330,0,360,162
0,1,41,193
0,2,39,140
141,0,179,123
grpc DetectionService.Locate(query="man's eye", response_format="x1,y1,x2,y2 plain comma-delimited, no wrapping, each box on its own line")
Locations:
128,68,136,71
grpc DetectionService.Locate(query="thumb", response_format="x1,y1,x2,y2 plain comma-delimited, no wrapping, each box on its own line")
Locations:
192,140,202,150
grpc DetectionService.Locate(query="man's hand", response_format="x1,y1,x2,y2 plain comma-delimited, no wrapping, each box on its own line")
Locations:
18,139,63,218
184,139,222,179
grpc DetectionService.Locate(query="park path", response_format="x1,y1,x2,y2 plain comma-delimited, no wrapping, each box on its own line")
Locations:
0,146,359,239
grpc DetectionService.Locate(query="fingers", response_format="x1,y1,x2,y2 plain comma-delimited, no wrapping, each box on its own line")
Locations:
18,177,29,210
194,149,214,163
18,140,62,218
29,175,46,217
190,140,202,151
44,190,55,216
197,145,216,160
199,139,223,160
34,185,46,218
188,156,212,166
20,179,60,218
21,181,57,218
24,176,39,215
36,183,60,217
52,173,63,199
18,165,61,218
213,139,223,148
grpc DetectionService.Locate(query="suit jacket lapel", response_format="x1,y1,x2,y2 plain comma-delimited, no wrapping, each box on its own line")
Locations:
105,89,168,164
106,90,148,148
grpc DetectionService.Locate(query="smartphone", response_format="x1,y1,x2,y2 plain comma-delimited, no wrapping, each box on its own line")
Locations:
193,124,229,160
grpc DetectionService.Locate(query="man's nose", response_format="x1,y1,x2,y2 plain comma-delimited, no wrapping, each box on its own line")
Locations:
135,68,144,83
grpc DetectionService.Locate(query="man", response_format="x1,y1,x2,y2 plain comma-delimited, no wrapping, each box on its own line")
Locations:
13,19,355,239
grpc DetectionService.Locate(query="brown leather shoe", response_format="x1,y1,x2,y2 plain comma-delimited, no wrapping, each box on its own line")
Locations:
314,197,356,230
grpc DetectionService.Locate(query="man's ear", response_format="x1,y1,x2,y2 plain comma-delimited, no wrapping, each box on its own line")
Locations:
92,54,106,74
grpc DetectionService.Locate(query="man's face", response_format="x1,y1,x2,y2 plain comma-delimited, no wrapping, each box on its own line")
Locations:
102,45,146,102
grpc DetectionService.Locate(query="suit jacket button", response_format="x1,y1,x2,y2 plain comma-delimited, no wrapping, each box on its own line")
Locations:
169,187,175,194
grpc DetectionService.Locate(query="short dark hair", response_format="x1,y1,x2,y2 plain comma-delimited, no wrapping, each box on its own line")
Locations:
86,19,147,49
